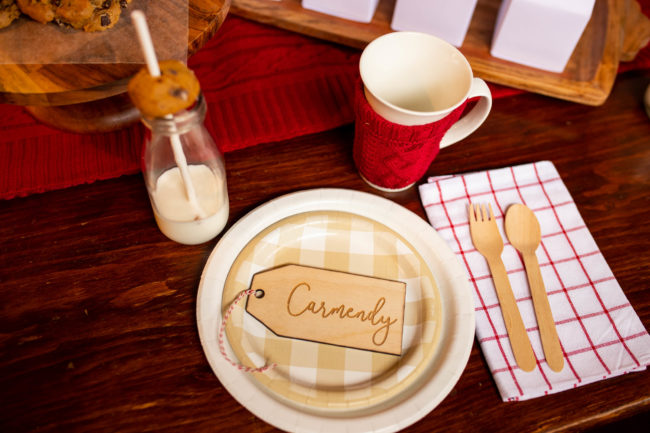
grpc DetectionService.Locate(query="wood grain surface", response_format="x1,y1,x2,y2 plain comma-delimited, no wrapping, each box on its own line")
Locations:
1,71,649,432
247,264,406,355
469,204,537,372
0,0,230,106
621,0,650,61
231,0,649,106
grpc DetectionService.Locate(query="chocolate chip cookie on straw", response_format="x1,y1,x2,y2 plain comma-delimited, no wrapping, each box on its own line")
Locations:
130,10,206,219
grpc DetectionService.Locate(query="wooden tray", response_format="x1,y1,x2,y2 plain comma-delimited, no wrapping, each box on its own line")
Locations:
231,0,650,106
0,0,230,132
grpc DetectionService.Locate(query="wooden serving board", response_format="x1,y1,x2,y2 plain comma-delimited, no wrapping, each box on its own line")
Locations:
0,0,229,132
231,0,650,106
0,0,230,106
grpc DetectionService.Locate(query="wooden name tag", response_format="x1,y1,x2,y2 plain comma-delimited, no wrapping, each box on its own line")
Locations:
246,264,406,355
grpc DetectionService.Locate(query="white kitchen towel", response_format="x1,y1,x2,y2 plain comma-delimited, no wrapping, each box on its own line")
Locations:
418,160,650,401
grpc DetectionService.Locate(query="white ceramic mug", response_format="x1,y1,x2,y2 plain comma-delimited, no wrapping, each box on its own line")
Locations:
359,31,492,148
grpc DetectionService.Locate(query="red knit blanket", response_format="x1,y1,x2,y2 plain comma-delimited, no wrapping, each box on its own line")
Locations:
1,11,648,200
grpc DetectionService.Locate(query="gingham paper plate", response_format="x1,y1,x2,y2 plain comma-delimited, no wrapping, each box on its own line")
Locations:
197,189,474,432
222,210,442,410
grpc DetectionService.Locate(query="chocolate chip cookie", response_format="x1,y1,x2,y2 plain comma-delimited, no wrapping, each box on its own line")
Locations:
15,0,56,24
14,0,131,31
128,60,202,118
0,0,20,29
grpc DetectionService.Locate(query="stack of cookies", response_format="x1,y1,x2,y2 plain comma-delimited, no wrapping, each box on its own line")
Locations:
0,0,132,31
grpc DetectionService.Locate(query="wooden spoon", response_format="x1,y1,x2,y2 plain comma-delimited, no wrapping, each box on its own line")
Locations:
505,204,565,372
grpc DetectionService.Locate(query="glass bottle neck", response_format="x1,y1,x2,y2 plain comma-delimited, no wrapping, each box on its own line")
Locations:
141,93,207,136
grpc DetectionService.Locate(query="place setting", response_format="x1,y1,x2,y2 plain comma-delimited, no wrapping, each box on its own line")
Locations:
193,187,474,431
189,19,650,432
1,1,649,432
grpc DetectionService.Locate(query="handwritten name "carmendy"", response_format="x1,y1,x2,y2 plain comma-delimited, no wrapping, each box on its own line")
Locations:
286,282,398,347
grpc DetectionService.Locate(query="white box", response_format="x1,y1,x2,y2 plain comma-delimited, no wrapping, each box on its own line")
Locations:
490,0,596,72
302,0,380,23
390,0,478,47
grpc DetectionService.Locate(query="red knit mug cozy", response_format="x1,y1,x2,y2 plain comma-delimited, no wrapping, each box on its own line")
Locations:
353,82,468,191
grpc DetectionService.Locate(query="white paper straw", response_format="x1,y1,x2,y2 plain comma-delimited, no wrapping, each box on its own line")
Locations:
131,10,161,77
131,10,206,219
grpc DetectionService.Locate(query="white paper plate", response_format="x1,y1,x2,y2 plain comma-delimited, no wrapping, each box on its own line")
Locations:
221,209,443,411
197,189,475,433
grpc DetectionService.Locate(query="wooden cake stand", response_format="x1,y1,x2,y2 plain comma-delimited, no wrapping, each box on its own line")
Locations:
0,0,230,133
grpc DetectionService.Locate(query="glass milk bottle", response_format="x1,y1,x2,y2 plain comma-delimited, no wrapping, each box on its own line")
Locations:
142,94,229,245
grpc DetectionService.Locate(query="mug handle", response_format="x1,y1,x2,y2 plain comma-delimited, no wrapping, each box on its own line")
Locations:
439,78,492,148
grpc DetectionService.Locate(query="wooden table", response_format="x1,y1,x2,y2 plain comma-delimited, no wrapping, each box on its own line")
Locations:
1,69,649,432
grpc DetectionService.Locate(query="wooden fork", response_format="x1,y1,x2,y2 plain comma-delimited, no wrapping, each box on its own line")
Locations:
469,203,537,372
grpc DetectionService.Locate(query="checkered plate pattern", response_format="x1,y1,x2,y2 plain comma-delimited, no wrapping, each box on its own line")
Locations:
221,211,442,410
419,160,650,401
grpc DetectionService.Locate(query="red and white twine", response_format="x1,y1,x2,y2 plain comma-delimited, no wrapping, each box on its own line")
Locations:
218,288,276,373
